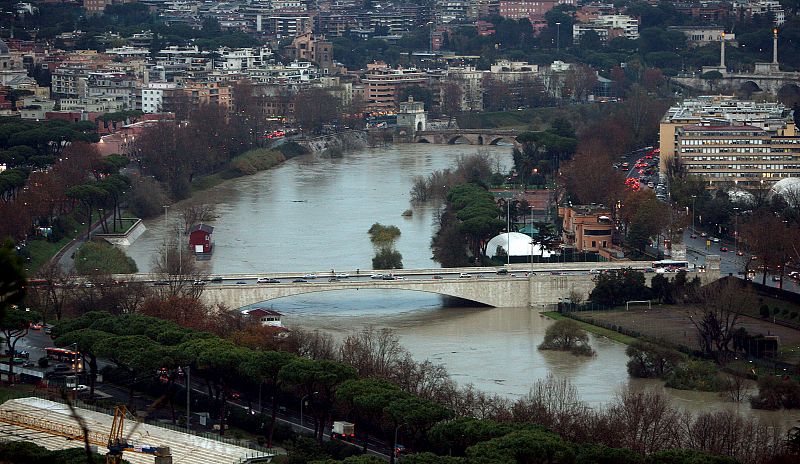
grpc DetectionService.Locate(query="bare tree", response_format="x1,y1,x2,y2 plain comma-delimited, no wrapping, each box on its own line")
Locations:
440,81,463,127
608,389,682,454
180,204,217,235
690,279,754,363
32,262,76,322
151,236,208,299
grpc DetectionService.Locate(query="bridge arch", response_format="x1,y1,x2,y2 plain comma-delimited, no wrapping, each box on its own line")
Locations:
416,137,431,143
489,136,517,146
739,81,762,97
447,135,473,145
199,279,535,310
778,83,800,107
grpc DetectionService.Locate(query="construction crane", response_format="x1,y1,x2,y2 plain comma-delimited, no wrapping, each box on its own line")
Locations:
106,405,172,464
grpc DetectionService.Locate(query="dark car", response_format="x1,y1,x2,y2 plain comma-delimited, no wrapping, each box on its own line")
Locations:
293,278,308,283
496,268,508,275
153,280,169,286
210,276,223,283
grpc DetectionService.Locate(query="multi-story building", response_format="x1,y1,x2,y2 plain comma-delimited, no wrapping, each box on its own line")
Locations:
444,66,484,111
660,97,800,187
282,33,334,73
52,64,92,97
437,0,470,23
265,10,314,38
488,59,538,82
214,47,273,72
86,72,138,109
468,0,500,20
668,26,734,47
183,80,232,108
499,1,557,20
141,82,181,113
573,14,638,43
732,0,785,25
673,1,730,22
559,204,614,253
362,62,428,113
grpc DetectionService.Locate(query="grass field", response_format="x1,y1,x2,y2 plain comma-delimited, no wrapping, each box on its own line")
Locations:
542,311,638,345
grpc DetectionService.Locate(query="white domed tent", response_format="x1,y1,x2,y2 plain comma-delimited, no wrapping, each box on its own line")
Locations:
770,178,800,207
485,232,554,259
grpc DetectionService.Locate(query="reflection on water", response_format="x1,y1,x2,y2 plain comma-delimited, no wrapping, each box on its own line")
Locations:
125,144,510,273
124,143,800,427
270,290,800,427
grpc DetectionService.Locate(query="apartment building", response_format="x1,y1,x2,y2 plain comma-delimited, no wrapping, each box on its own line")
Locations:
573,14,639,43
660,97,799,187
282,33,334,73
362,63,428,113
499,1,557,21
86,72,138,109
558,204,614,253
444,66,484,111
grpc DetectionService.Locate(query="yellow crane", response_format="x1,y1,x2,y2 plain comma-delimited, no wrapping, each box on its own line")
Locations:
106,405,172,464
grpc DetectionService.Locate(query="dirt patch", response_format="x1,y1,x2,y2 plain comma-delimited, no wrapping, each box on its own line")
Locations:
574,307,800,357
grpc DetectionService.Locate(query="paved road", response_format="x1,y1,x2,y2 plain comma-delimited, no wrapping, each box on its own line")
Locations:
682,229,800,293
55,213,115,273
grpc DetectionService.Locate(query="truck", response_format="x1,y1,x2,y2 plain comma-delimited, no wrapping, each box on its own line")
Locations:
331,421,355,440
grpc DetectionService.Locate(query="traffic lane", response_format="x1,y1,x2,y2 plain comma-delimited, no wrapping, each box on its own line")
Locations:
683,231,800,292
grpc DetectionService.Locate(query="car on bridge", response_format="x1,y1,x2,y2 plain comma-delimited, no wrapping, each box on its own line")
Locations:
459,273,472,278
257,278,281,284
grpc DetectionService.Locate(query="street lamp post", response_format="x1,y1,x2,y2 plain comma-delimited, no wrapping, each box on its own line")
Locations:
556,22,561,51
300,391,317,429
391,423,406,464
691,195,696,233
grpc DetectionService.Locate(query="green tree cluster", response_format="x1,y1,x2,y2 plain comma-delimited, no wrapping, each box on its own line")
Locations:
368,223,403,269
588,269,651,307
74,241,138,275
538,319,595,356
625,340,683,379
443,184,505,261
513,125,577,185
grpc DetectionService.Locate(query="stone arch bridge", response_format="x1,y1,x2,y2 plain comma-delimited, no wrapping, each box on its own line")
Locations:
673,73,800,96
193,262,721,310
414,130,521,148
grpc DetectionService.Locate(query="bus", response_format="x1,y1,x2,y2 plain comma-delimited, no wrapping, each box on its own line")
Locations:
46,347,80,364
652,260,690,272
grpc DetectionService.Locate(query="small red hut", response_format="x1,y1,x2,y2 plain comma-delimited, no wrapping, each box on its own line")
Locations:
188,224,214,254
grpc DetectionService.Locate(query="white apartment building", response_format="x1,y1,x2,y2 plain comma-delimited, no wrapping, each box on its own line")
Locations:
214,47,273,72
141,82,180,113
573,14,638,43
733,0,785,25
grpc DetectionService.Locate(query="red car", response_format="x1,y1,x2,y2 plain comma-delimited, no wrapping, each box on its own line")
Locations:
720,247,729,252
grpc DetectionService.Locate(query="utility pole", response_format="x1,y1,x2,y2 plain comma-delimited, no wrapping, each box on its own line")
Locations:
186,365,191,433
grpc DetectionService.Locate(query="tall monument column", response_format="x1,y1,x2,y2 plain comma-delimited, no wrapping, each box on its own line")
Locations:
773,28,779,65
720,32,726,71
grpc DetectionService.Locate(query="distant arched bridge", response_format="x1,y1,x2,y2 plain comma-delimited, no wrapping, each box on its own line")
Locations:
414,129,521,148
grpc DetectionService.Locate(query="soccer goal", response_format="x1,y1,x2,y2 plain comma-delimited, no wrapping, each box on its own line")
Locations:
626,300,652,311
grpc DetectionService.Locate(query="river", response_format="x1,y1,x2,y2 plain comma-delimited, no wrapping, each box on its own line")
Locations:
124,144,800,427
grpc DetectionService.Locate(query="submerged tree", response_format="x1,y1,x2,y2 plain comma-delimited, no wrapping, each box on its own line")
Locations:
538,319,594,356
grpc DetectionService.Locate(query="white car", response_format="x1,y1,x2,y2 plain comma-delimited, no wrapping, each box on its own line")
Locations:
335,273,350,278
459,273,472,279
303,274,317,279
370,274,384,279
711,237,721,243
71,385,89,392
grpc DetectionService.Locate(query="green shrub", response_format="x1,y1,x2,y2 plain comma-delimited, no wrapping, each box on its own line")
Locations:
74,241,137,274
759,304,770,318
626,340,682,379
230,148,286,176
665,360,724,392
539,319,595,356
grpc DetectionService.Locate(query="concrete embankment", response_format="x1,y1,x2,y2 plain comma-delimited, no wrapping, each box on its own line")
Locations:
296,130,369,154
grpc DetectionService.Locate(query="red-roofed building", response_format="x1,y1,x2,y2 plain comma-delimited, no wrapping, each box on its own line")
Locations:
189,224,214,255
244,308,285,327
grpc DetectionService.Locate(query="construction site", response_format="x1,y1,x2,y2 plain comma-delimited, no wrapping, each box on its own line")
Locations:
0,397,273,464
